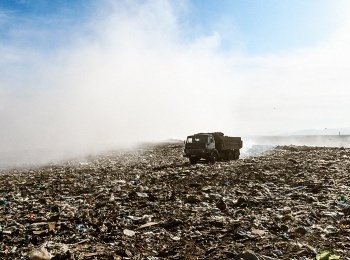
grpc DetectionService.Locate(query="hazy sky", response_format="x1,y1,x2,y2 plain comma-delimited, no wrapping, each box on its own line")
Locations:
1,0,350,157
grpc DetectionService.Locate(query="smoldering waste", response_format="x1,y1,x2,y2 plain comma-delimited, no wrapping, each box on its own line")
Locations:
0,143,350,259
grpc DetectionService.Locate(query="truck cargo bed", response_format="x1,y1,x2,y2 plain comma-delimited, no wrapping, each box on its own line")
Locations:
222,136,242,150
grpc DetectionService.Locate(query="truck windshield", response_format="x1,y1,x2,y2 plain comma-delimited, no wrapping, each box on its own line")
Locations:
186,135,208,143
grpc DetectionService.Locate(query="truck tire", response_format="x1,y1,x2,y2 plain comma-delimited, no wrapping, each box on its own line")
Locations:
189,158,198,164
210,151,218,163
233,149,240,160
227,151,234,161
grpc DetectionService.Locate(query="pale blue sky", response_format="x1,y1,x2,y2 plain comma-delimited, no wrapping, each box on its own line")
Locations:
0,0,350,161
0,0,342,54
187,0,340,54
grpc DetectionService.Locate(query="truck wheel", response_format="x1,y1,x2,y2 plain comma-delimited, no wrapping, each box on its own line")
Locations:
227,151,234,161
210,152,218,163
189,158,198,164
233,149,240,160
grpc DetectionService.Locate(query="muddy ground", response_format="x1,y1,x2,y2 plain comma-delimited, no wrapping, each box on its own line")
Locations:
1,142,350,259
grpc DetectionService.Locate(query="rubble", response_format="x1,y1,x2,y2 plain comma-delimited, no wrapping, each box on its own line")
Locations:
1,142,350,259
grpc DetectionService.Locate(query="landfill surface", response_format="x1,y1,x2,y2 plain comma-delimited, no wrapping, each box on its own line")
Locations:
1,142,350,259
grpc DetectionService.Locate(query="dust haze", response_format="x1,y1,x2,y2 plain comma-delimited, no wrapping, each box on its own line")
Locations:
1,1,350,167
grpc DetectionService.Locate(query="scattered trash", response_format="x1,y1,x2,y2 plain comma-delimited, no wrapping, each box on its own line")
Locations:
316,251,341,260
123,229,136,237
28,247,51,260
0,142,350,258
139,222,158,229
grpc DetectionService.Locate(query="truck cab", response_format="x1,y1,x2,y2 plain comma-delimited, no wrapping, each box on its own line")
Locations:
184,134,216,164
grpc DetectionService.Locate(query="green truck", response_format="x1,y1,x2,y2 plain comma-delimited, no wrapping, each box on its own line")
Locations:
183,132,243,164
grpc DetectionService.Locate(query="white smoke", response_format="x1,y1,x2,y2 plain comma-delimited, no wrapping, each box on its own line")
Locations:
1,0,350,167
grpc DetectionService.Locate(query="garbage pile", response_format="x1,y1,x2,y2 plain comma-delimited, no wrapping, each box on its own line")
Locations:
1,142,350,259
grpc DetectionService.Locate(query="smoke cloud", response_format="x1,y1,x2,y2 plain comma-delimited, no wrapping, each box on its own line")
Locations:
1,0,350,166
